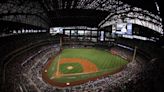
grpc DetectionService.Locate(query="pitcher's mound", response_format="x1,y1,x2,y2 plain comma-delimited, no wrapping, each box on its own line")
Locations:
67,66,74,70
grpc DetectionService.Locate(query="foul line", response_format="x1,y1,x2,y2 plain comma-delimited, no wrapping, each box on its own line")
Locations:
60,71,100,77
55,55,61,77
55,67,124,78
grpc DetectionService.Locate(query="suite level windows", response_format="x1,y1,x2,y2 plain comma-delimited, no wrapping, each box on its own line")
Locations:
12,29,47,34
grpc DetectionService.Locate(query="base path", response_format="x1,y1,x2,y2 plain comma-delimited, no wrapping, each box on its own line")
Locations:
42,54,126,87
64,58,97,71
54,58,99,77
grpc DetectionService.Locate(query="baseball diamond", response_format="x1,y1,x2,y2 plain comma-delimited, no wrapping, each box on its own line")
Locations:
1,1,163,91
42,48,128,87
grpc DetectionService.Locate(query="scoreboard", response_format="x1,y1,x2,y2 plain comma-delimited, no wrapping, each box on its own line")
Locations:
114,23,132,35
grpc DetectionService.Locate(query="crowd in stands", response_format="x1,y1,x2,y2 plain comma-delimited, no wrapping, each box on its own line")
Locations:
3,44,60,92
0,33,56,61
1,37,164,92
0,33,59,91
115,37,164,58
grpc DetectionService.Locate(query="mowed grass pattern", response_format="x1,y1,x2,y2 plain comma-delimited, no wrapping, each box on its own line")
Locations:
47,56,59,78
60,63,83,74
47,48,128,83
61,48,128,70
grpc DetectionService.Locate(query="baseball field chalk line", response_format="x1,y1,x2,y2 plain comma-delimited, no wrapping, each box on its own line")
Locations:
53,58,99,78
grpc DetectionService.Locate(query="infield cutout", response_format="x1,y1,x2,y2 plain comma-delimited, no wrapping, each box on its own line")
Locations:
54,58,99,77
42,48,129,87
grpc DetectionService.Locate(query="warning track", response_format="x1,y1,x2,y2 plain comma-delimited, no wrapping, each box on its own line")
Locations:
42,48,128,87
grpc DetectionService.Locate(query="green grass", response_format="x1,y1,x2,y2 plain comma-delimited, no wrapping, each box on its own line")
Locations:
54,72,102,83
61,48,128,70
54,67,120,83
47,48,128,83
47,56,59,78
60,63,83,74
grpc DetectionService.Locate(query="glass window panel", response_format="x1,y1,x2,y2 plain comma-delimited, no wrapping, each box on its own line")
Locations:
78,30,84,36
92,31,97,36
65,30,70,35
85,31,91,36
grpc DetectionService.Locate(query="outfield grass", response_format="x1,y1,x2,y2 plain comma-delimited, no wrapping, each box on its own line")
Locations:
47,48,128,83
61,48,128,70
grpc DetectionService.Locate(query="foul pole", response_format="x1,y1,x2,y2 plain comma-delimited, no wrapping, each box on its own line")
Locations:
60,36,62,50
132,46,137,62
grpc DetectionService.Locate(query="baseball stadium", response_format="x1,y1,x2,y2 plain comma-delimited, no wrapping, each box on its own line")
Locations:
42,48,128,87
0,0,164,92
